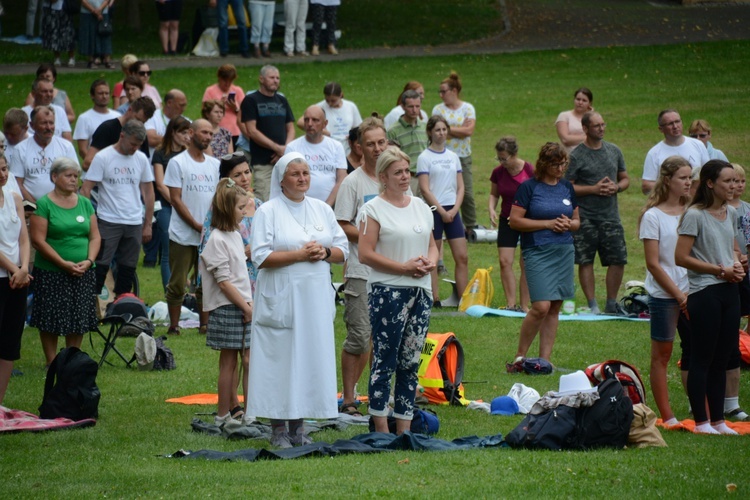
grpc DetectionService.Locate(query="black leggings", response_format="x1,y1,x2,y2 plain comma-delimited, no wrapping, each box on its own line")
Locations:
311,4,337,46
686,282,740,423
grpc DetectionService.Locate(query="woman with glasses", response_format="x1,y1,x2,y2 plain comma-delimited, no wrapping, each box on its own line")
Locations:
489,136,533,312
120,61,161,109
508,142,579,368
432,71,477,232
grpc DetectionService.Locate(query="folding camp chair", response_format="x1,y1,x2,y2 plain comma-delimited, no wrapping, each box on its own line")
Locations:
92,313,137,368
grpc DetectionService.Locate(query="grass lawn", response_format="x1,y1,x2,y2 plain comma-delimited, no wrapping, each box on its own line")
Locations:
2,40,750,497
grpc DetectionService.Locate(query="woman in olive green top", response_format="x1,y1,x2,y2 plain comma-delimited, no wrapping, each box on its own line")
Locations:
30,158,101,366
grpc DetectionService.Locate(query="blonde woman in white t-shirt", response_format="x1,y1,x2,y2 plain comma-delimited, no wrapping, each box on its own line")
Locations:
638,155,692,428
359,147,438,435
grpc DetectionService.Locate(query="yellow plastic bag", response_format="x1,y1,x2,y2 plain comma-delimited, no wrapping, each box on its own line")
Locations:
458,267,494,312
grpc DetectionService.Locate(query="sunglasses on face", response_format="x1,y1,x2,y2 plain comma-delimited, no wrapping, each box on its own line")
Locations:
690,133,709,139
138,70,152,77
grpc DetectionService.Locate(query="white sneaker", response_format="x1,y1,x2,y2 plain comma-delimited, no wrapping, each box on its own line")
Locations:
54,58,62,67
67,58,75,68
242,414,257,425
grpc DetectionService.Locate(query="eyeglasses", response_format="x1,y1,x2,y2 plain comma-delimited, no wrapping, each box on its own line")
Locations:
690,133,709,139
138,71,153,77
438,89,449,95
495,155,510,163
551,161,569,169
221,151,245,161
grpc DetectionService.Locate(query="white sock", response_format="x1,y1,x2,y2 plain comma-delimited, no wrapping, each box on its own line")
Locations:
693,422,720,434
711,422,739,435
724,396,739,412
663,417,680,426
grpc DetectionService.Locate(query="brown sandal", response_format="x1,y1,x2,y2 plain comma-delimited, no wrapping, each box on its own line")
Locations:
338,403,363,416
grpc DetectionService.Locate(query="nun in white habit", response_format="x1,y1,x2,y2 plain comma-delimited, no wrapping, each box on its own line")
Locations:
247,152,348,448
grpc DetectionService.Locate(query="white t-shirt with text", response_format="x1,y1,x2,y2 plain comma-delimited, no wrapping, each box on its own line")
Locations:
86,145,154,225
285,136,347,202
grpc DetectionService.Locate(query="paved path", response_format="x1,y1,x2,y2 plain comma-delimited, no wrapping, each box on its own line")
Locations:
1,0,748,75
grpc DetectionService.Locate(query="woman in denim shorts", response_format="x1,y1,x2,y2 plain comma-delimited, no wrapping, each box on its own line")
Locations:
638,155,693,428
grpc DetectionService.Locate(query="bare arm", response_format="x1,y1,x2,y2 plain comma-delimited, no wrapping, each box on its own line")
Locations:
448,118,475,139
83,145,99,171
358,216,436,277
3,193,32,289
146,129,163,149
141,182,155,243
80,179,96,198
62,131,73,143
641,179,655,195
338,220,358,244
616,170,630,193
77,139,90,159
16,178,36,203
153,162,171,203
509,204,580,233
643,239,687,312
674,234,744,282
324,169,347,207
488,181,500,228
63,93,76,123
555,120,585,148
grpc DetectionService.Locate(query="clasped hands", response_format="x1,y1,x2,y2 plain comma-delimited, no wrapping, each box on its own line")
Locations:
301,241,327,262
548,214,573,233
405,256,436,279
596,177,618,197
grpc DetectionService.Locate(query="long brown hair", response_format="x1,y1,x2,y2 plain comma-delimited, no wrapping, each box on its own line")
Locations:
161,116,190,156
637,155,691,229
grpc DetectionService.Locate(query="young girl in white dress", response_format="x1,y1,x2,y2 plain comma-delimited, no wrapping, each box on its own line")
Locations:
199,178,254,427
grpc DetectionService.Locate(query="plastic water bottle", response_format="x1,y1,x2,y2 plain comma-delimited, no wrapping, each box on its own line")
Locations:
470,279,479,294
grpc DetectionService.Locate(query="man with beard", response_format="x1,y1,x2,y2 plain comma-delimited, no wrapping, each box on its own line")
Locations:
163,119,220,335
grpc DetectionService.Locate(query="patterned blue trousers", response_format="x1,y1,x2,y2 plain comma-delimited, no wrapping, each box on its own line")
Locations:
368,284,432,420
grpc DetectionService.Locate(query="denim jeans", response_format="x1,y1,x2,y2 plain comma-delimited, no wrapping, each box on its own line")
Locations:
248,0,274,44
218,0,248,55
368,284,432,420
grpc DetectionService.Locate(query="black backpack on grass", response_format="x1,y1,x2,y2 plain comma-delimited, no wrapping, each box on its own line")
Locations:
505,373,633,450
39,347,101,421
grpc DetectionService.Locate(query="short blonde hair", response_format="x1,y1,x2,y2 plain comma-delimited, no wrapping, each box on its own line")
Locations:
732,163,746,178
375,146,410,193
121,54,138,72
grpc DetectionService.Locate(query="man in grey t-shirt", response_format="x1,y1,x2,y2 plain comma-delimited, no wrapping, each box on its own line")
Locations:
565,112,630,315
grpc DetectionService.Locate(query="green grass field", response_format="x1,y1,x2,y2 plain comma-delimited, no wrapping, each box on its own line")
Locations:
2,40,750,497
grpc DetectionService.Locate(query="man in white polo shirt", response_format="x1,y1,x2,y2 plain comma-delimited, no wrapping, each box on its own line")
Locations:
163,119,220,335
81,119,154,297
641,109,709,194
286,105,347,206
11,106,78,203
